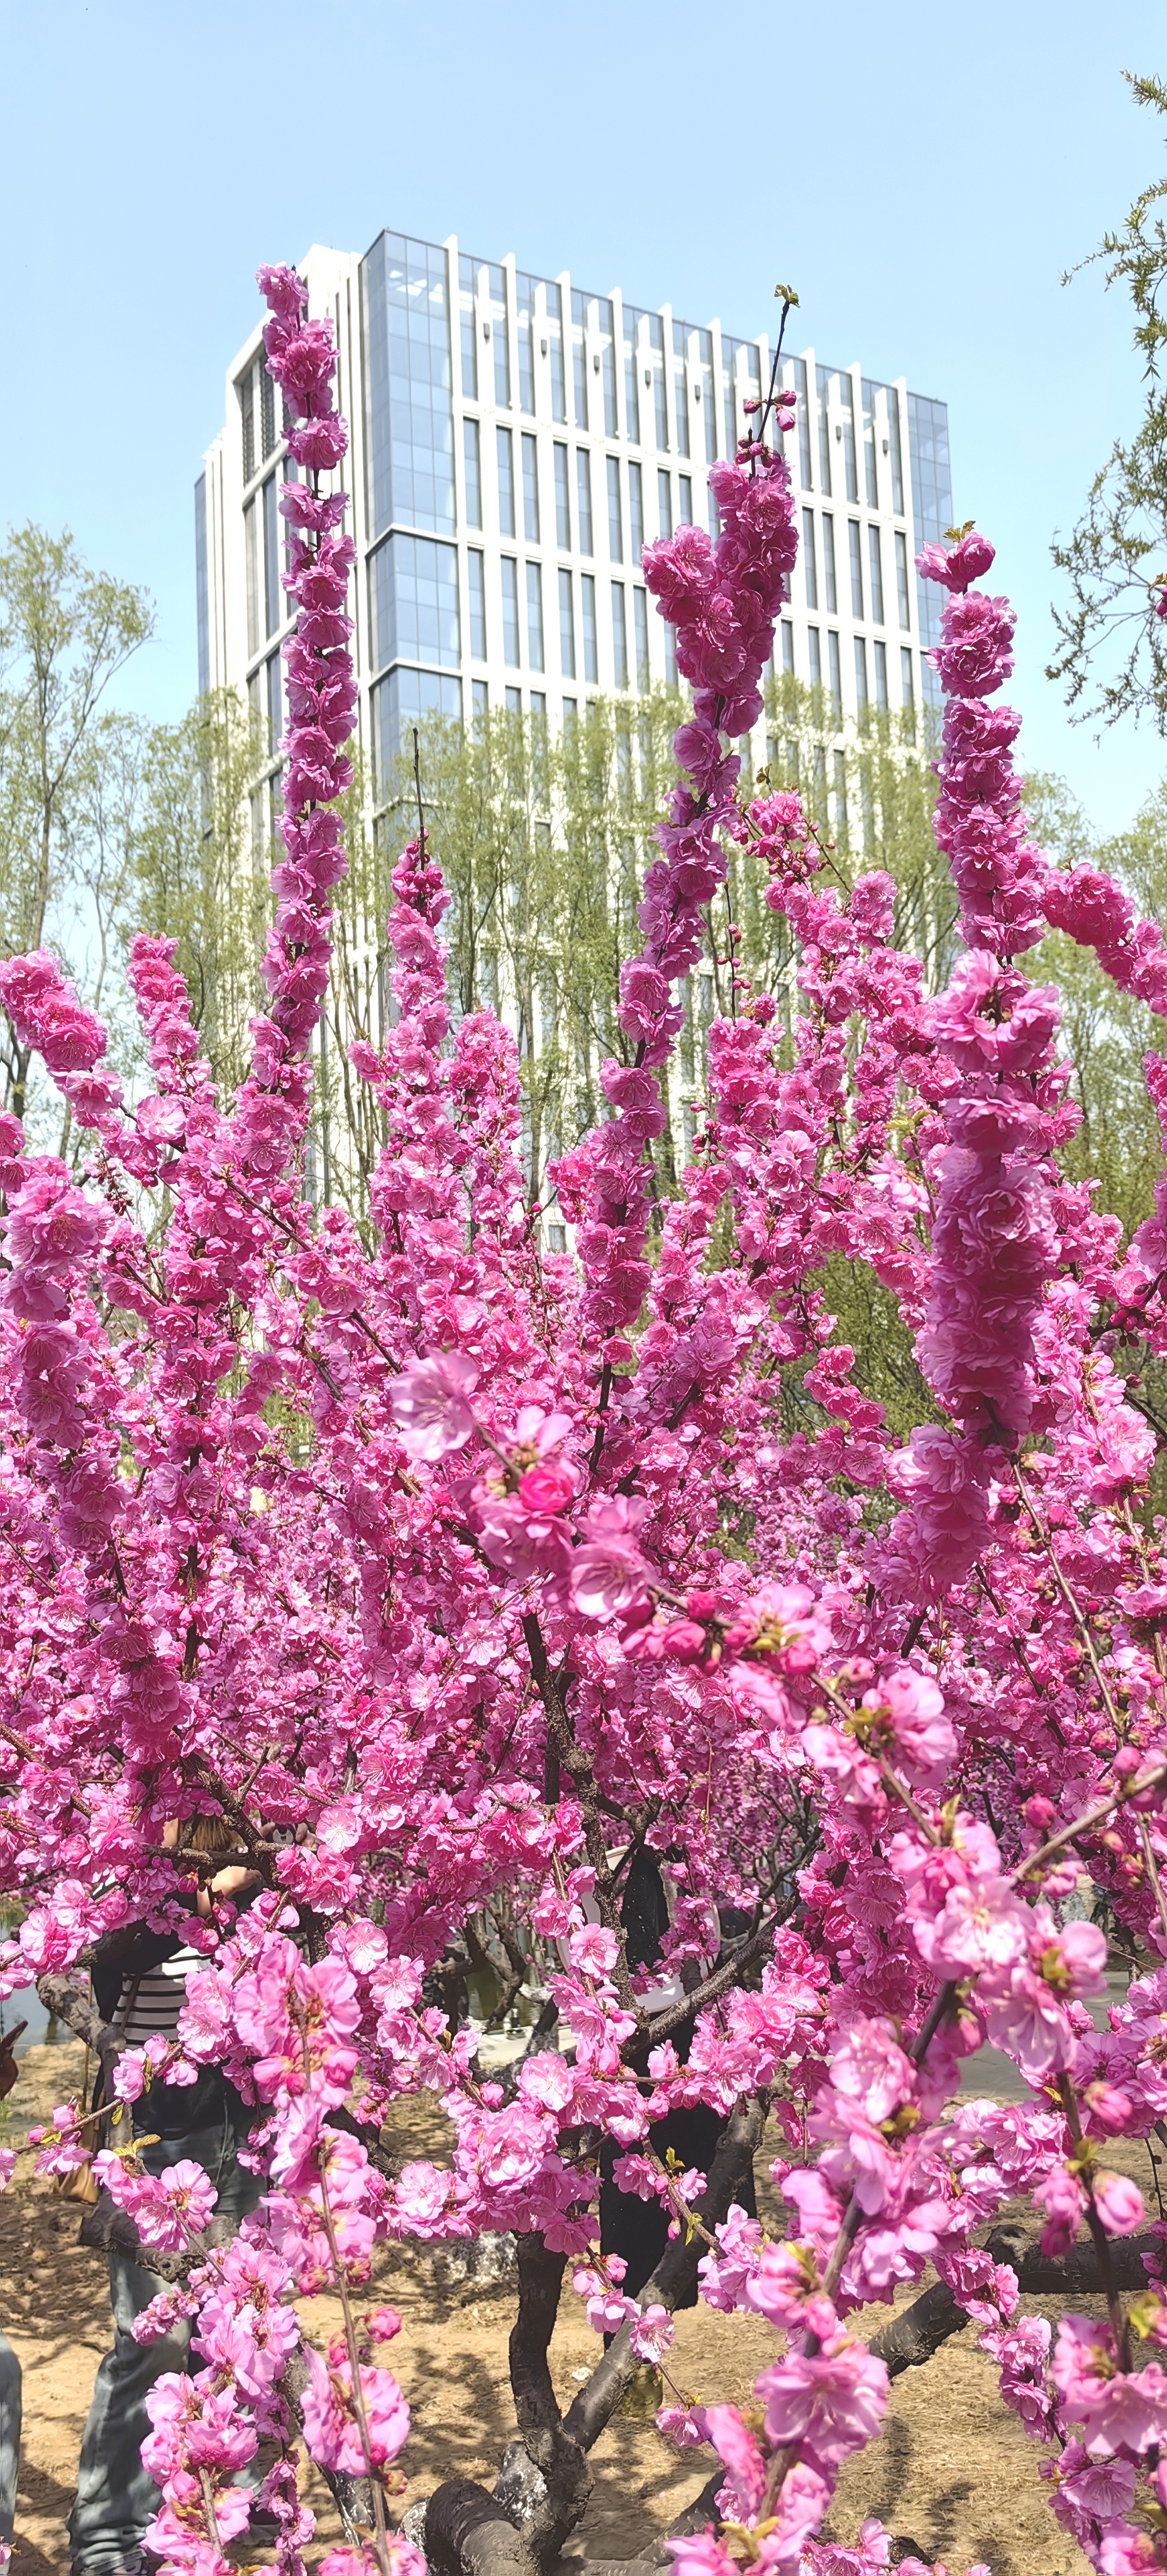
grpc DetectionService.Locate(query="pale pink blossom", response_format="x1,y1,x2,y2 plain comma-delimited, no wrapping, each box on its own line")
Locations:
388,1350,479,1458
757,2333,888,2466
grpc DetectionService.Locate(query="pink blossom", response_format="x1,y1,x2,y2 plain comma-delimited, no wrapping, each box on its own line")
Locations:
826,2018,915,2125
757,2333,888,2466
912,1874,1029,1978
300,2346,410,2473
629,2303,675,2365
568,1922,620,1978
697,2404,765,2517
665,2535,736,2576
1092,2170,1146,2235
916,531,996,591
570,1497,653,1617
388,1350,479,1458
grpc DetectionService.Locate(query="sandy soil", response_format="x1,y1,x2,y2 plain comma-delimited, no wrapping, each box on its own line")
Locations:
3,2038,1153,2576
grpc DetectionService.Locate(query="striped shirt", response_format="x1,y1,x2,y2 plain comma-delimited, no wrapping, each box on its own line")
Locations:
116,1947,199,2049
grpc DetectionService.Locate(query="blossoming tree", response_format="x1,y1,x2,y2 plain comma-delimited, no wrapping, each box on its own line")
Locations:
4,265,1167,2576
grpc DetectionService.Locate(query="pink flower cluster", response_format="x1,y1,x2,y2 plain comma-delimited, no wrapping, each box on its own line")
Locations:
554,437,797,1345
920,530,1046,955
4,285,1167,2576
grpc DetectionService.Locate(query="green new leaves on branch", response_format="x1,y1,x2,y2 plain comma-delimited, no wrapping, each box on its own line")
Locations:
1049,73,1167,730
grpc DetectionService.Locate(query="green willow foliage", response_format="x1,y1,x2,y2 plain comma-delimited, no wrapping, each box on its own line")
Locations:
305,689,686,1214
1049,72,1167,731
130,690,268,1098
0,524,152,1129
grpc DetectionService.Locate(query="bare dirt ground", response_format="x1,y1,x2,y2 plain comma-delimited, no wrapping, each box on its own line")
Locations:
4,2038,1152,2576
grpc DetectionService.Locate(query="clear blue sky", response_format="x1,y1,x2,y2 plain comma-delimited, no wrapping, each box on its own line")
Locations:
2,0,1164,838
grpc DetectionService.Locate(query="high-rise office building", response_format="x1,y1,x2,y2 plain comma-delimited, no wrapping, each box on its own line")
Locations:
196,231,952,848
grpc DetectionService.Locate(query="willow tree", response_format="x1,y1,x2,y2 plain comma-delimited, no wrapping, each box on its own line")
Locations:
0,523,152,1124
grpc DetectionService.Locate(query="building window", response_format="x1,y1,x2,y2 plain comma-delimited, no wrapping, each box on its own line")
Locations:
598,299,617,436
833,748,848,835
527,562,545,671
559,569,576,677
716,332,752,464
657,470,672,539
807,626,821,688
581,573,598,682
516,273,536,414
855,636,868,708
678,475,692,525
361,231,455,539
372,667,461,796
628,460,644,564
663,623,677,686
868,525,885,626
240,369,255,485
472,677,489,718
562,697,577,728
369,533,461,674
841,380,858,502
530,689,546,717
458,252,478,401
780,620,794,673
901,647,915,707
267,649,282,755
501,558,520,667
622,315,641,446
245,497,259,658
633,586,649,680
577,451,594,555
522,433,540,542
611,582,628,687
468,550,487,660
802,509,818,610
546,286,566,423
640,315,666,449
260,365,276,462
862,380,880,508
607,457,623,562
822,514,838,614
554,443,571,548
889,399,905,514
793,356,812,489
874,640,888,708
721,343,739,460
815,365,833,496
497,427,516,537
570,289,589,431
895,530,912,629
261,474,282,640
672,323,690,458
827,631,842,713
849,519,864,620
506,687,521,713
487,264,510,407
463,419,482,528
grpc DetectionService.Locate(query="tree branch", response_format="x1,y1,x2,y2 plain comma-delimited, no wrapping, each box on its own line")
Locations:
564,2093,766,2452
867,2223,1161,2382
502,2236,592,2558
421,2101,765,2576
